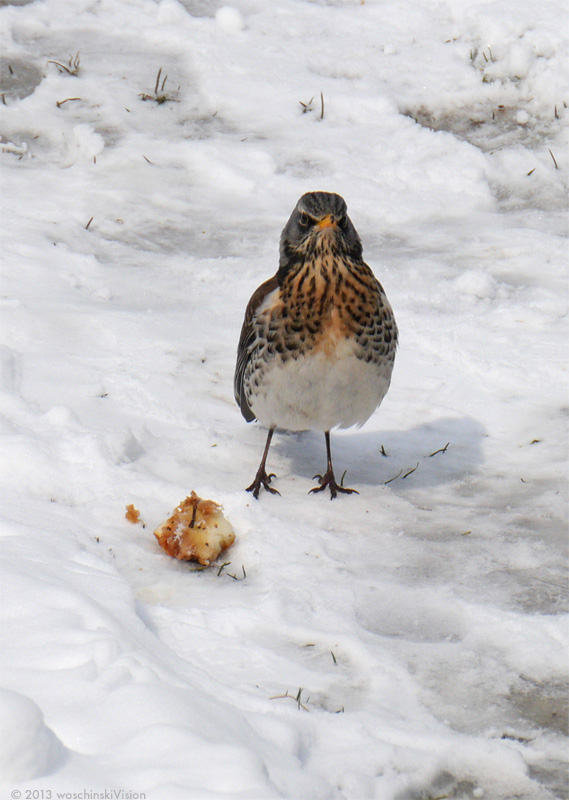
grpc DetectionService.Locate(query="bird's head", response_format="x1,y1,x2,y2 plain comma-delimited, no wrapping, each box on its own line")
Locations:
279,191,363,269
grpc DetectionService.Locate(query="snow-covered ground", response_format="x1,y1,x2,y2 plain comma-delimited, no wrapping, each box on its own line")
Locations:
1,0,568,797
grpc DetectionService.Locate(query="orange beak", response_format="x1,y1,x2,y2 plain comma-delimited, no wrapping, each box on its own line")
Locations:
316,214,337,230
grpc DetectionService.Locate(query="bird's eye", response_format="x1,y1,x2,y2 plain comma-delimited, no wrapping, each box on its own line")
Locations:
299,213,311,227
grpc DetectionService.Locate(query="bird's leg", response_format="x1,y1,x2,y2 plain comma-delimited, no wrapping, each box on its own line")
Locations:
310,431,359,500
246,427,280,499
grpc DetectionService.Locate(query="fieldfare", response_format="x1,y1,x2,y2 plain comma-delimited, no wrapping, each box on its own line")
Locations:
234,191,397,499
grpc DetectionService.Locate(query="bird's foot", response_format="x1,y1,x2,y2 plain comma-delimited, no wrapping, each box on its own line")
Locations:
245,469,280,499
309,470,359,500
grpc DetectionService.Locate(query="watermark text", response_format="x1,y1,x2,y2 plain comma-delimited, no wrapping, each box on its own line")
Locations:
11,791,145,800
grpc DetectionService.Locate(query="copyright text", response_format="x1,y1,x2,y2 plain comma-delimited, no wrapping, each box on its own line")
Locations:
11,791,145,800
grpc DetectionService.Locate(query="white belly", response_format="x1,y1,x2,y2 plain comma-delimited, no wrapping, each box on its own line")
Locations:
249,347,392,432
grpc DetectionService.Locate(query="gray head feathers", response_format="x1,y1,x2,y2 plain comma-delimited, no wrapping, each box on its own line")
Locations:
279,191,363,269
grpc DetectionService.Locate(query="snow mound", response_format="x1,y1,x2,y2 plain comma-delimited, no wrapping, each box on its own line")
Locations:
216,6,245,34
0,689,65,783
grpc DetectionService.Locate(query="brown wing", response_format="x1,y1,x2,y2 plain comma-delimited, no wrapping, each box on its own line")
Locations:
234,274,279,422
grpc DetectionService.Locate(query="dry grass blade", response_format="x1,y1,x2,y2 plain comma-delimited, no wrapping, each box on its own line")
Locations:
227,564,247,581
48,52,80,76
548,149,559,169
429,442,449,457
402,462,419,479
139,67,179,104
383,467,404,485
270,687,310,712
154,67,162,96
56,97,81,107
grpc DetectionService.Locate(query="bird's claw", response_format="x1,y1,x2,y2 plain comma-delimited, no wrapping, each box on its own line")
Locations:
246,470,280,499
309,470,359,500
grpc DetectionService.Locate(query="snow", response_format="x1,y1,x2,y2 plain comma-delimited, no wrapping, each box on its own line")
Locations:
0,0,567,797
0,689,64,783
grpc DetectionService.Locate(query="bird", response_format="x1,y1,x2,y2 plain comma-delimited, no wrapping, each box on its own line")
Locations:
234,191,397,499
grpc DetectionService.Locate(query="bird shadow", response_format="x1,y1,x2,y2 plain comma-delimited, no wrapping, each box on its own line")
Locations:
274,416,486,492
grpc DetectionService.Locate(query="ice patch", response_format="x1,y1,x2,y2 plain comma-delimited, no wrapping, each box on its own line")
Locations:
0,57,42,101
405,103,564,154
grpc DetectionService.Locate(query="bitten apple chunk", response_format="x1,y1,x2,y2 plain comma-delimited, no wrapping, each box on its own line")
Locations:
154,492,235,566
